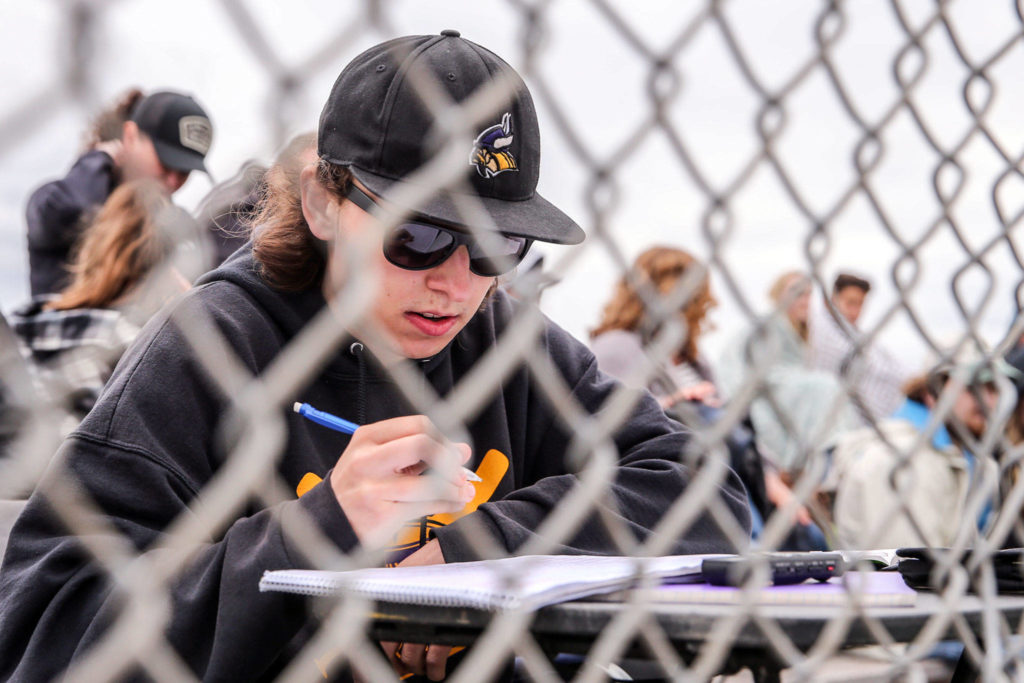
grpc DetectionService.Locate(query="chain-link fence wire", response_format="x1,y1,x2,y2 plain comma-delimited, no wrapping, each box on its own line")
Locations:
2,0,1024,680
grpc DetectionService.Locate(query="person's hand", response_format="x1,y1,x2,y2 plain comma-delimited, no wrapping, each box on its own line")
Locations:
660,381,720,410
380,542,454,681
764,469,812,526
92,139,123,165
330,415,476,544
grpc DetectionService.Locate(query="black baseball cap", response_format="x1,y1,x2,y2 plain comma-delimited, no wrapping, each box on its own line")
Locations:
318,31,584,245
130,91,213,174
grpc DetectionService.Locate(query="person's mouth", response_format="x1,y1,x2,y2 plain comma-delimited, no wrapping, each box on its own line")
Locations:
405,310,460,336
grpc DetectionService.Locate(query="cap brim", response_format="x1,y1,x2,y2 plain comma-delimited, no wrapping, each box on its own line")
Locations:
348,166,585,245
152,139,208,174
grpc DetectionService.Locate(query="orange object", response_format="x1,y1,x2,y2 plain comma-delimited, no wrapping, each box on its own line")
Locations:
431,449,508,524
296,472,323,498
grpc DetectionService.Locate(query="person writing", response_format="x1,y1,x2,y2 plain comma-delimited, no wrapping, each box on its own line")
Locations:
0,32,749,682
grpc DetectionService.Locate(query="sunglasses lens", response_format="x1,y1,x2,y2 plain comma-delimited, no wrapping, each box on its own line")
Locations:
384,224,456,270
469,236,529,276
383,222,529,276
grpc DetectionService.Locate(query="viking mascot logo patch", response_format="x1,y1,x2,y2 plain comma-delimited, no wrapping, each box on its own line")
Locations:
470,112,518,178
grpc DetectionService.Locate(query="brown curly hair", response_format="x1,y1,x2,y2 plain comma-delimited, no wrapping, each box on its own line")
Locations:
81,88,144,151
250,157,348,292
590,246,716,365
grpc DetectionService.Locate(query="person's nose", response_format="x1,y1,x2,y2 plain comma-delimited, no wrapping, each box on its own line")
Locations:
425,245,474,301
161,168,190,194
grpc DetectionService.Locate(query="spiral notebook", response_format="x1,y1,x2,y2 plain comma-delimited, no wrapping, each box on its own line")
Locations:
259,554,717,611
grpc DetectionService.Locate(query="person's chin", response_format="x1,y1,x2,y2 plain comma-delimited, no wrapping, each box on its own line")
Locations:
398,335,454,361
407,347,445,361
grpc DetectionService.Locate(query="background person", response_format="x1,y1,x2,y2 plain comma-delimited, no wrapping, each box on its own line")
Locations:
718,271,858,479
0,33,749,682
590,246,718,411
810,272,907,422
195,132,317,267
830,355,1007,549
9,180,197,433
590,247,823,550
26,89,213,296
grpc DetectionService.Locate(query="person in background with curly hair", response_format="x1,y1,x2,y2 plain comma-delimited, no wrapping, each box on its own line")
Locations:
25,88,213,296
590,246,718,410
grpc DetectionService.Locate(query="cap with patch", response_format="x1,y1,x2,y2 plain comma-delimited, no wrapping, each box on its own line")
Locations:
130,91,213,174
1006,346,1024,394
317,30,584,245
929,351,1023,390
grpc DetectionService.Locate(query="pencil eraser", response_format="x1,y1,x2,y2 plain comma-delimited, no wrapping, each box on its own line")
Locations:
293,402,302,413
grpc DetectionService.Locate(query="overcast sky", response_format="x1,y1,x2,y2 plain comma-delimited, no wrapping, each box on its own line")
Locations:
2,0,1021,371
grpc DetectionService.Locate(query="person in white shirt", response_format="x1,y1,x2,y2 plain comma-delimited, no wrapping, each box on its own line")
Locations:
810,272,907,422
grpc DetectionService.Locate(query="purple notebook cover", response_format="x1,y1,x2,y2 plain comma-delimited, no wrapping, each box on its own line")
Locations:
646,571,916,606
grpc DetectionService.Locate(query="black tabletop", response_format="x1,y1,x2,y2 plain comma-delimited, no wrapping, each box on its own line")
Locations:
365,586,1024,654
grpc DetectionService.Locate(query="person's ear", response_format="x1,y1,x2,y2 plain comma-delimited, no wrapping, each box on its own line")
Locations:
122,120,139,146
922,389,937,410
300,165,338,241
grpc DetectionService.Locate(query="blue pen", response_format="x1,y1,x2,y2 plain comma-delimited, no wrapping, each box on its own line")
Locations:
293,402,359,434
292,402,482,482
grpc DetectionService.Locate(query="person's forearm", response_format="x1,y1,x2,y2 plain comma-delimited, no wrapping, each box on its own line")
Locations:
399,539,445,566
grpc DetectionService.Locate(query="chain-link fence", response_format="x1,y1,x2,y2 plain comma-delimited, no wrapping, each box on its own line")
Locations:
2,1,1024,681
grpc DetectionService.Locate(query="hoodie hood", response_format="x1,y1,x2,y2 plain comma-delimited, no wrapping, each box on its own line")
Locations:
197,243,325,345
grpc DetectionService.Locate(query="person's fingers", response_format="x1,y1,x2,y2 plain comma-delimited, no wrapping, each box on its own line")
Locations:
387,436,471,481
382,641,410,677
453,442,472,465
354,434,471,483
397,460,430,476
370,474,475,505
358,414,444,446
353,433,444,476
382,497,475,523
426,644,453,681
398,642,428,676
797,506,812,526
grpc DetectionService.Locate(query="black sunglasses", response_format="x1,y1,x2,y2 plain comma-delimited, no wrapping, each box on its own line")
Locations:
344,184,532,277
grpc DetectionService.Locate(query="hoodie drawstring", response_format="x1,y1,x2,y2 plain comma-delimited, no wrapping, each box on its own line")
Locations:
350,342,366,425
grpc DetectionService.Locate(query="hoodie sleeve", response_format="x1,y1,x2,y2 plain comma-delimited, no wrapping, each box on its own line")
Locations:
26,150,119,296
26,150,116,251
434,320,751,561
0,289,359,681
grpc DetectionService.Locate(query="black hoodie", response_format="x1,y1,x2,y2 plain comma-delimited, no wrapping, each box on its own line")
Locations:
26,150,119,297
0,248,750,681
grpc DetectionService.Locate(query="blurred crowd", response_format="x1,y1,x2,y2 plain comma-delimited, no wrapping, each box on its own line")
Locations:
589,246,1024,555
